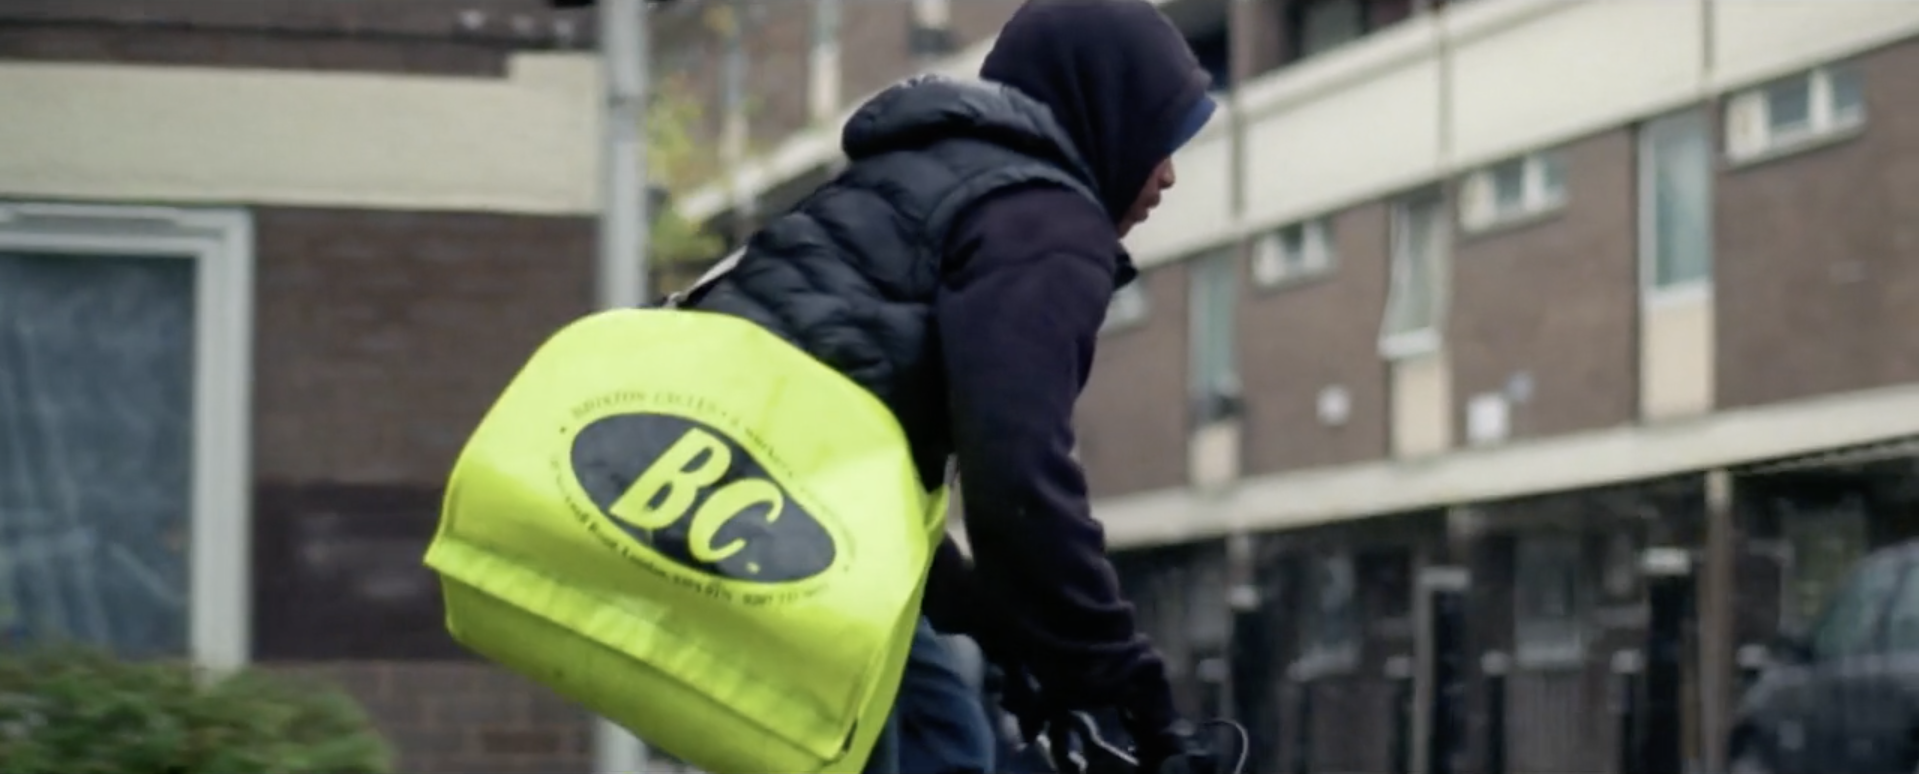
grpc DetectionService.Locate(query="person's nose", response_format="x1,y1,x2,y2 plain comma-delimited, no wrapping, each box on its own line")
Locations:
1160,161,1178,190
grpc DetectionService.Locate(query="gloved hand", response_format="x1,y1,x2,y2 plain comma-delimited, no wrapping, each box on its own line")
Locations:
1131,718,1229,774
1152,746,1225,774
993,661,1063,747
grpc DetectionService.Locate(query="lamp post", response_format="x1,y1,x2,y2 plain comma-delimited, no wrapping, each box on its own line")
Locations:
597,0,651,311
550,1,656,766
552,0,656,309
591,0,651,763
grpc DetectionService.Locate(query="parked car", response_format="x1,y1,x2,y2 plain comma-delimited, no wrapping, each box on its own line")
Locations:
1730,541,1919,774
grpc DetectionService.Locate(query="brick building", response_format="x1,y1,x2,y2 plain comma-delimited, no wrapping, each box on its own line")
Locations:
0,0,1046,772
702,1,1919,773
0,2,604,771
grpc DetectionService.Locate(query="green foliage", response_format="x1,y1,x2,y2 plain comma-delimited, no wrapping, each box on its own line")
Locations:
647,73,727,268
0,647,393,774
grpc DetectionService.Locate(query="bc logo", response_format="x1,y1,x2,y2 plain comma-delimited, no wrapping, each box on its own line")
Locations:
569,413,837,583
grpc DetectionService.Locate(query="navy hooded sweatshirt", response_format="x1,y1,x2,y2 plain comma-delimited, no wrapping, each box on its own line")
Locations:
925,0,1214,732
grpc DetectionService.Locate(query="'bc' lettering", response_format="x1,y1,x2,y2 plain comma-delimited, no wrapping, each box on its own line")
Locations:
607,427,786,567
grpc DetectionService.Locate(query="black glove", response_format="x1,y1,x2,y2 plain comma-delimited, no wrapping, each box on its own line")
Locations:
1133,718,1231,774
1153,747,1224,774
995,662,1064,747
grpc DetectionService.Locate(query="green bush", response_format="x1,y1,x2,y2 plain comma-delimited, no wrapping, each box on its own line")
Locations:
0,647,393,774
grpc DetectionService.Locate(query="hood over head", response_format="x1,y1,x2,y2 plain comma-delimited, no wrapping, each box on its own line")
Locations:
980,0,1214,222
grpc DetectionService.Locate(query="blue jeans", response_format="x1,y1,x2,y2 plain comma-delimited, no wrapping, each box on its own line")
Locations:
863,618,997,774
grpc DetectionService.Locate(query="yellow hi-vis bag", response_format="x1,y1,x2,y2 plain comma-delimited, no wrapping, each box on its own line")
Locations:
423,308,948,774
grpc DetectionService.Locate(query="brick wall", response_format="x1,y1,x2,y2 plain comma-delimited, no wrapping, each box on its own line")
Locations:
271,662,596,774
1448,130,1639,442
0,6,1052,771
252,208,593,485
1076,263,1192,496
1238,203,1394,475
1715,37,1919,409
248,205,598,771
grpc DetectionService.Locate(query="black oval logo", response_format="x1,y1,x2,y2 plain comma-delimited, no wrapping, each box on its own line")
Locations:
570,412,837,583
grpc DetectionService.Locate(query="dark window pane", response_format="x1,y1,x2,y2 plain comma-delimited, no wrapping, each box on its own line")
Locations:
0,251,195,658
1829,64,1864,122
1764,76,1812,136
1298,0,1366,58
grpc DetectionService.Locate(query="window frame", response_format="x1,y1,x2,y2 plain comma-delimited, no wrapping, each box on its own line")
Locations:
907,0,955,58
1778,496,1871,633
1513,533,1590,669
0,202,255,671
1458,150,1568,233
1187,250,1242,421
1637,108,1716,303
1294,551,1361,678
1288,0,1371,61
1379,189,1447,360
1252,217,1337,288
1724,63,1866,163
1102,280,1151,334
1880,557,1919,653
1805,552,1904,662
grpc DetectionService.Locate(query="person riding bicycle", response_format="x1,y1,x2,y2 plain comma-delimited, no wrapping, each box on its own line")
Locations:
674,0,1220,771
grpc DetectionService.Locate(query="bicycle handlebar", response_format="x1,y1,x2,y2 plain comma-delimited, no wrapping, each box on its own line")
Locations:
1032,712,1250,774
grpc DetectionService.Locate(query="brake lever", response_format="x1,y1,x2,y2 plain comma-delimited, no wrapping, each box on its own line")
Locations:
1036,712,1137,774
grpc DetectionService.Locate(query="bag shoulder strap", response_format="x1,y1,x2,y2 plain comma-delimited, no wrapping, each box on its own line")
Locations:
661,247,746,309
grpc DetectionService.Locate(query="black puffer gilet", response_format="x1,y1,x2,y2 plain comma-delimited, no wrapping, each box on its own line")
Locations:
682,76,1101,486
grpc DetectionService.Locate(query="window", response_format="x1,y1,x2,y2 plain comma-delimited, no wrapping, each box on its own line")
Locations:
1808,553,1901,661
908,0,954,57
1186,557,1231,649
1459,151,1566,231
1189,250,1241,422
1102,281,1150,333
1380,189,1446,358
0,204,252,669
1515,534,1588,666
1639,109,1714,294
1296,553,1360,676
1252,218,1336,287
1780,496,1871,631
1883,561,1919,652
1293,0,1367,59
1725,63,1865,161
1286,0,1419,64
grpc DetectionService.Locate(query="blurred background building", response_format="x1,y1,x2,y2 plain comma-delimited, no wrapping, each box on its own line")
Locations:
6,0,1919,773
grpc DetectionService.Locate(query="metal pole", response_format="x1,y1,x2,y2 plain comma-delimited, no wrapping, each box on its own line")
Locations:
593,4,653,770
597,0,650,311
1480,652,1508,774
1613,649,1644,774
1387,655,1415,774
1700,469,1736,774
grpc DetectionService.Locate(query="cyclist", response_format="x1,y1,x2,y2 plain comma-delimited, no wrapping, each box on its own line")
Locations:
674,0,1220,771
